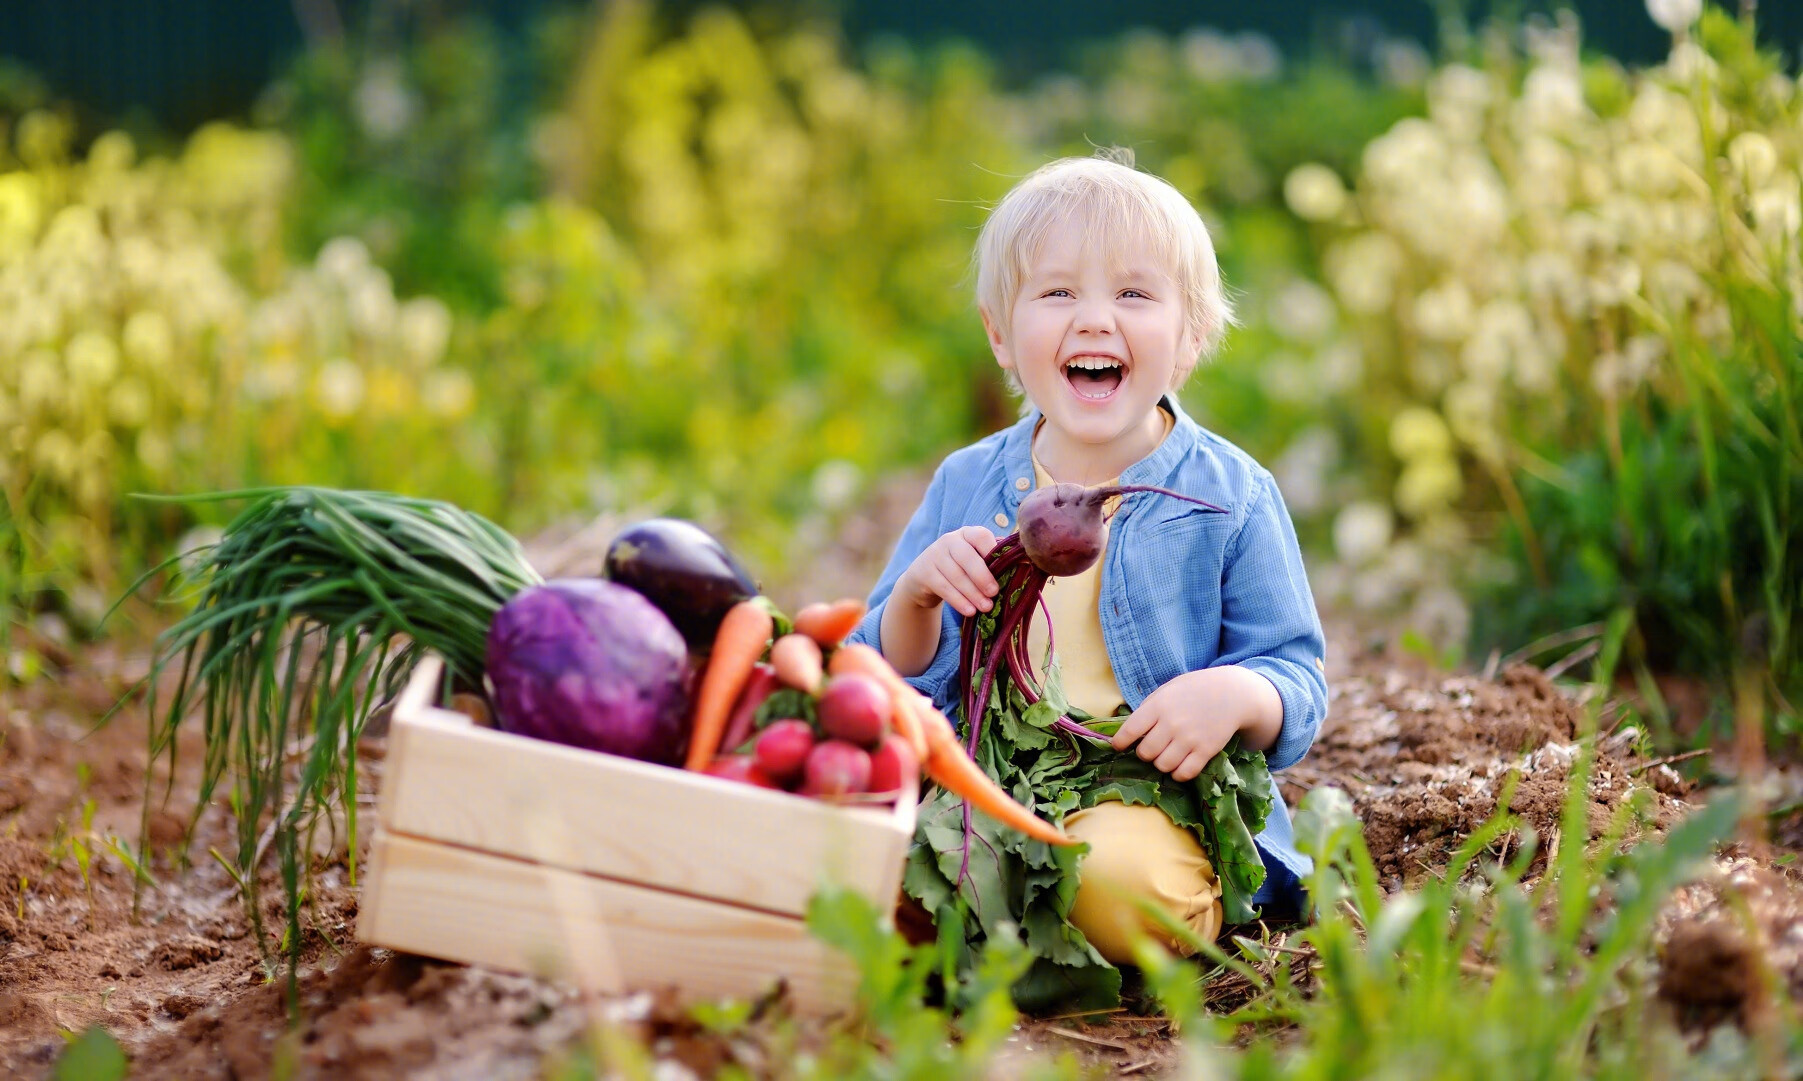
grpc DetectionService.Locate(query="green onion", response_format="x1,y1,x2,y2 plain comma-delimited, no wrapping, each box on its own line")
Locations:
125,486,541,995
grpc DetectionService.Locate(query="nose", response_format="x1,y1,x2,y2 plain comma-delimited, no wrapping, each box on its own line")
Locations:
1071,295,1117,335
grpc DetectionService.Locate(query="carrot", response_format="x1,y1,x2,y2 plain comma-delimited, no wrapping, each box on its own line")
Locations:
684,600,776,771
828,644,1072,847
769,633,824,694
911,694,1075,847
828,644,927,760
792,598,867,648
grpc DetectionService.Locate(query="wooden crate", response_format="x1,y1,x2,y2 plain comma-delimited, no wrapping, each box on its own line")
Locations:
358,656,916,1013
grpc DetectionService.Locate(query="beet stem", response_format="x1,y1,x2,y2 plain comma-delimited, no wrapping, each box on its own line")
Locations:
1054,717,1109,742
1092,484,1226,516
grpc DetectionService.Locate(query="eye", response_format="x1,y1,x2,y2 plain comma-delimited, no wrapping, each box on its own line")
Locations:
1042,288,1073,298
1120,288,1150,300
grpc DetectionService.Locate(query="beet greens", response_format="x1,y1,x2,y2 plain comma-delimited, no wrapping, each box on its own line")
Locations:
901,481,1277,1011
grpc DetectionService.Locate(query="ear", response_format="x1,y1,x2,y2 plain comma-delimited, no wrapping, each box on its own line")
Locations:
1170,320,1206,388
980,306,1013,373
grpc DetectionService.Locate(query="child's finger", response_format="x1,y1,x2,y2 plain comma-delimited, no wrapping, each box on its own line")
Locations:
959,525,999,557
949,541,998,598
923,567,978,617
1170,750,1211,783
933,556,992,615
1110,704,1157,751
1152,739,1190,775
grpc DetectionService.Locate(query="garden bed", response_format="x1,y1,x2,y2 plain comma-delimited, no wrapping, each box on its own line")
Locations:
1,614,1792,1078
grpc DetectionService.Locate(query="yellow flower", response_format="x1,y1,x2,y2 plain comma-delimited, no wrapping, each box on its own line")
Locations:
397,297,452,368
1411,281,1474,342
421,368,475,419
313,359,365,421
0,172,44,252
33,429,79,481
1395,454,1463,518
1751,180,1802,246
123,310,175,373
1442,381,1501,459
136,430,173,477
1390,406,1455,460
87,130,136,173
1283,163,1349,222
1325,233,1405,315
107,379,151,428
65,330,121,386
18,349,64,414
364,368,411,416
1728,132,1779,188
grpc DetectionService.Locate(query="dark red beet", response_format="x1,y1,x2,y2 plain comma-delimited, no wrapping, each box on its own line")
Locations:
1017,483,1108,577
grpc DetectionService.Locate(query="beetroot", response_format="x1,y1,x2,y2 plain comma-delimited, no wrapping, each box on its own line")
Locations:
801,740,872,796
1017,483,1109,576
817,673,892,748
867,734,919,796
943,481,1227,885
753,719,816,786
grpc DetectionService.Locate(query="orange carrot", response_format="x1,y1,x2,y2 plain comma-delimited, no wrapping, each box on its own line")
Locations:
911,695,1075,846
828,644,1072,846
793,598,867,648
828,643,927,760
769,633,824,694
684,600,775,771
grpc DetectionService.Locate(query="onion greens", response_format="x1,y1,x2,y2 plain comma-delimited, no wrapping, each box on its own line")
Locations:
124,486,540,991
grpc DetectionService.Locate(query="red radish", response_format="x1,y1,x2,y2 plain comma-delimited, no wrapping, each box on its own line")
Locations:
867,734,919,796
769,633,825,694
702,755,779,789
719,663,780,753
754,719,816,786
817,673,892,748
801,740,872,797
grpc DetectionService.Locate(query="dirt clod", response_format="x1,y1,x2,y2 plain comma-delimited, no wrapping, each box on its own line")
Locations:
155,935,224,971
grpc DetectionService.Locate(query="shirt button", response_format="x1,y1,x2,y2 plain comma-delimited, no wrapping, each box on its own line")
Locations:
1015,477,1030,491
994,512,1009,528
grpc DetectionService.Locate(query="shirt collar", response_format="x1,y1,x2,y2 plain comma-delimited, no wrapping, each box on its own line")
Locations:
998,393,1198,499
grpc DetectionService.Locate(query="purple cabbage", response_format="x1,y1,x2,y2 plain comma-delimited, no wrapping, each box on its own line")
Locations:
485,579,692,764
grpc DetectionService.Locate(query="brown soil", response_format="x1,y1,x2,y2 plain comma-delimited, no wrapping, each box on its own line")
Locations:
2,500,1797,1076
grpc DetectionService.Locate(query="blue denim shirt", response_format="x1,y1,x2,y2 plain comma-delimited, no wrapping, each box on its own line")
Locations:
848,394,1327,912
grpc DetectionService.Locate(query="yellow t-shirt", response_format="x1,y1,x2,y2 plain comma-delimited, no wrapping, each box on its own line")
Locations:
1024,407,1175,718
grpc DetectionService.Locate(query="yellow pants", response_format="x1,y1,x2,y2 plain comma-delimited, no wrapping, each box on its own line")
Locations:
1064,801,1224,964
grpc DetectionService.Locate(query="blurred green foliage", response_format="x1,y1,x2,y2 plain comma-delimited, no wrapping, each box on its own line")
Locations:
2,1,1796,742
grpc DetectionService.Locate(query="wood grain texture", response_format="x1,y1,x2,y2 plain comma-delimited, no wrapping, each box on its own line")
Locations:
382,658,915,918
359,830,857,1013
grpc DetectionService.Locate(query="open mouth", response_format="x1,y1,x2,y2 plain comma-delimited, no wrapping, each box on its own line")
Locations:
1063,356,1125,400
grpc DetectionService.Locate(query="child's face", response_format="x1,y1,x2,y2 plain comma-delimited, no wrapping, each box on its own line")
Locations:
983,216,1199,456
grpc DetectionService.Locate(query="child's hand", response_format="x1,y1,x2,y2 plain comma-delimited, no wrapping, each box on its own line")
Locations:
1111,667,1284,782
894,526,1000,618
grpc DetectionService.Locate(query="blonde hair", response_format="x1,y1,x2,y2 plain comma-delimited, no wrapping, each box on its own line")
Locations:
974,149,1236,386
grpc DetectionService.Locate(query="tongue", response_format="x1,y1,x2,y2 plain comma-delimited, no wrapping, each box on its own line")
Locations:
1072,368,1123,398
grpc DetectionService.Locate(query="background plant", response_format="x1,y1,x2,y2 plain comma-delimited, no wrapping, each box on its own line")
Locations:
1281,10,1801,739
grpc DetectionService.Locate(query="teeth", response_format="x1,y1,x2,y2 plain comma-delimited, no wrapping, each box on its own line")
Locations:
1066,357,1122,371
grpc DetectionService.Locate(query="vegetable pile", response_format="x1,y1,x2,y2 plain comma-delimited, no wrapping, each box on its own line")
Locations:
133,486,1073,981
903,482,1280,1011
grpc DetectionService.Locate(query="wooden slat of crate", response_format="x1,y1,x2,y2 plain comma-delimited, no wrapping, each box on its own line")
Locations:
361,830,857,1013
380,658,914,919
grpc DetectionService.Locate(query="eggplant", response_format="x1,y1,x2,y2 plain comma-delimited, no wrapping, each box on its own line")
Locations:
603,518,759,649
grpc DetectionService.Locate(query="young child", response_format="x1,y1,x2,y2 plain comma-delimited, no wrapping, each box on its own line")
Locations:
848,150,1328,965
